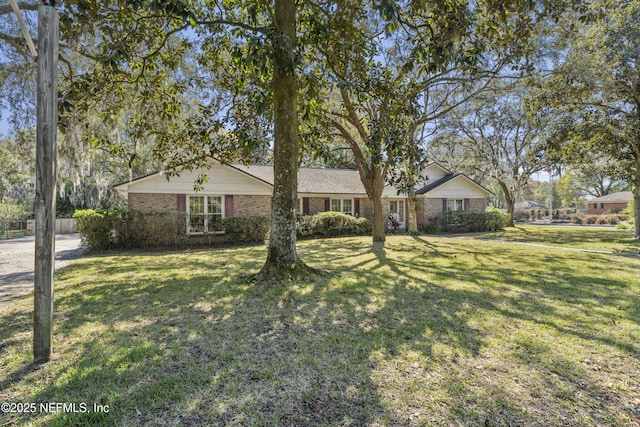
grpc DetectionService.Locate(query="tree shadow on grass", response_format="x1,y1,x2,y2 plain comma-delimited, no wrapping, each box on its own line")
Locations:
0,237,639,426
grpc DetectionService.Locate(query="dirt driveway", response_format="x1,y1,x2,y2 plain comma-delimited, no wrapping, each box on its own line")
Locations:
0,234,85,313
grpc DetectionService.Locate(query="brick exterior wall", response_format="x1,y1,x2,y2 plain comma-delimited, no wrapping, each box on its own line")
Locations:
307,197,327,215
126,193,273,246
419,197,486,225
469,198,486,212
125,193,184,245
233,195,272,216
128,193,179,213
415,198,425,229
137,213,184,246
588,202,628,215
122,192,488,245
421,198,445,223
358,197,372,218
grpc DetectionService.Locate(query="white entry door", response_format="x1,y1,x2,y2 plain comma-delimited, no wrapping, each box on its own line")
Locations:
389,200,406,229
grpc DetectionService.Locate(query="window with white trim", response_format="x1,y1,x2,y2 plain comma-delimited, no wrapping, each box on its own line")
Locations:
389,200,405,223
447,199,464,211
188,195,224,234
331,198,353,215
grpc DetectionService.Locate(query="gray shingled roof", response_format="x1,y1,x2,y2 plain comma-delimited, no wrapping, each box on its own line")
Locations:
588,191,633,204
230,164,368,194
415,173,459,195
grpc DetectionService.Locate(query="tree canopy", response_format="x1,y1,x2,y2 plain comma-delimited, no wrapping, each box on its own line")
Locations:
299,0,561,241
531,0,640,238
0,0,587,266
430,80,547,225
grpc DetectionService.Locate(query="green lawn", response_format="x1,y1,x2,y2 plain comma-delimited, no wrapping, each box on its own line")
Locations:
1,230,639,426
468,224,640,253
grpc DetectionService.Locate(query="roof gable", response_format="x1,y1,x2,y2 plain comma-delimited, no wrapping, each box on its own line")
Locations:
114,158,485,198
115,159,273,197
415,173,459,195
416,173,492,197
422,162,451,179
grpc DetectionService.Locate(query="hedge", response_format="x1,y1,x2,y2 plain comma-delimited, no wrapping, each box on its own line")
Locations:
76,208,508,250
75,209,273,249
74,209,121,250
75,210,372,250
438,210,511,233
297,212,371,238
223,216,271,243
570,214,628,225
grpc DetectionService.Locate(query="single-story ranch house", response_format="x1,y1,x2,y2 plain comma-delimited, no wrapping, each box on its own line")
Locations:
587,191,633,215
114,159,491,241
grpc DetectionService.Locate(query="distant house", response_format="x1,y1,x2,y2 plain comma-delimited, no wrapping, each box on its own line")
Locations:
114,159,491,240
587,191,633,214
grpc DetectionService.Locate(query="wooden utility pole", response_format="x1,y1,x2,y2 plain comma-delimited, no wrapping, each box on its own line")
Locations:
34,0,58,364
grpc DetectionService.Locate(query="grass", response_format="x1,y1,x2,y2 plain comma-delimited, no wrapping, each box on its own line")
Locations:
1,229,639,426
466,224,640,254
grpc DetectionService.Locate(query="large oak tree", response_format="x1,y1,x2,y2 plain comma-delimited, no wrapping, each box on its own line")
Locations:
1,1,579,265
532,0,640,238
304,1,560,242
430,80,547,226
2,1,309,277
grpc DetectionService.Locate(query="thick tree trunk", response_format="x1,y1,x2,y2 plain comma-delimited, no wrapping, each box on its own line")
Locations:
371,189,386,243
407,191,418,234
258,0,313,279
633,185,639,240
353,161,387,244
363,165,386,243
633,157,640,240
499,181,515,227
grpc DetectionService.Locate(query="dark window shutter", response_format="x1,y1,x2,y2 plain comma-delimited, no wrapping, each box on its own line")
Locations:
177,195,187,233
303,197,310,214
354,199,360,216
325,198,330,211
442,198,447,212
464,199,470,210
177,194,186,212
225,195,234,217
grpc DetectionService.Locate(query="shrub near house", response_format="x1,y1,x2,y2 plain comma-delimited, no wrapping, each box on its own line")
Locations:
75,209,373,250
76,207,510,250
437,210,511,233
74,209,271,249
74,209,183,249
113,159,492,237
570,213,628,225
297,211,371,238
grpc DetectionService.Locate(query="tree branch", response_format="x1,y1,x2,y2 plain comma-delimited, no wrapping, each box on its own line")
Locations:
339,88,369,144
0,3,38,15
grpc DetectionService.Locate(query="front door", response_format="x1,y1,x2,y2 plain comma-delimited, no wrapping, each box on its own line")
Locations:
389,199,406,229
